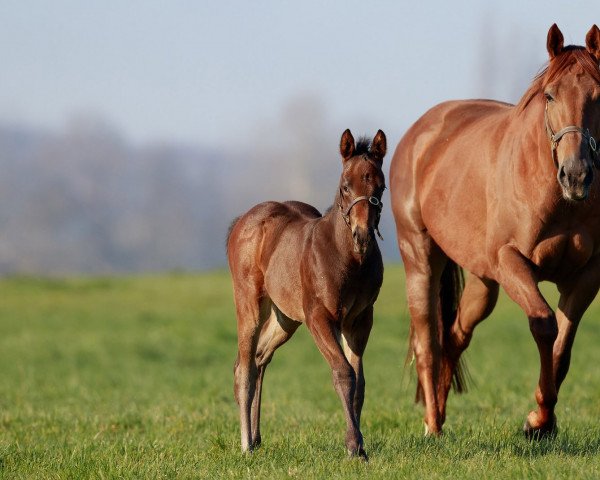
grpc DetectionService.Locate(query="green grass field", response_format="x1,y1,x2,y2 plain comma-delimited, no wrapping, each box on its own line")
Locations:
1,265,600,478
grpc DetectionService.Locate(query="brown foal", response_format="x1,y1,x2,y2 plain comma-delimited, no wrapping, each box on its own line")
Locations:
391,24,600,438
227,129,387,458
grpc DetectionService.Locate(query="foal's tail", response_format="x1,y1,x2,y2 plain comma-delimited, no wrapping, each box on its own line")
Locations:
409,259,469,404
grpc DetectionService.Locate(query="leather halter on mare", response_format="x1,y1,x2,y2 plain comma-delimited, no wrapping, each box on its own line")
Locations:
338,192,384,240
544,101,599,168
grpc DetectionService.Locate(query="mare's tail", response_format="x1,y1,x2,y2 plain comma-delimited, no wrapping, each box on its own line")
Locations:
407,259,469,404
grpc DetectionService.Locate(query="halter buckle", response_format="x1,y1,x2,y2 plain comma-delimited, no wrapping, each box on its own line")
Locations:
368,196,381,207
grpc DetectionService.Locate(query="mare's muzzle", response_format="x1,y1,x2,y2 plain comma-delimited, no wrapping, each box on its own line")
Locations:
545,102,598,201
557,157,593,201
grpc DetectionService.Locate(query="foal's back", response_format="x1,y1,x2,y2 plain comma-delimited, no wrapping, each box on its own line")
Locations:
227,200,321,320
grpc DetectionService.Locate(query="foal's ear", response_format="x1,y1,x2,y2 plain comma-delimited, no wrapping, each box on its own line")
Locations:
340,129,355,161
586,25,600,61
547,24,564,59
369,130,387,164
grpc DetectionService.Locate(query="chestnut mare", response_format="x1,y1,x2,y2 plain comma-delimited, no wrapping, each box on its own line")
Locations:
227,130,387,458
390,24,600,438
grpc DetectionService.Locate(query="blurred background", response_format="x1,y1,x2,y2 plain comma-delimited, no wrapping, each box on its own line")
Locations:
0,1,597,274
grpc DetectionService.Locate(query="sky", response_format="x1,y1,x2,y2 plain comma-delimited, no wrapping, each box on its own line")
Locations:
1,1,598,149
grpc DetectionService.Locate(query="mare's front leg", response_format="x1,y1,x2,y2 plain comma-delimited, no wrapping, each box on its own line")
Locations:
341,306,374,438
496,245,558,438
306,304,364,458
553,255,600,406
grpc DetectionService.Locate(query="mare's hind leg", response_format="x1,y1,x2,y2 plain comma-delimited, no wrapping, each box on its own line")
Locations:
438,274,499,424
251,307,301,448
400,232,447,435
233,291,272,453
341,306,374,442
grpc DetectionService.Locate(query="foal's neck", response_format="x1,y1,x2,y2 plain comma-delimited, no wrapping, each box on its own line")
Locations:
321,192,364,265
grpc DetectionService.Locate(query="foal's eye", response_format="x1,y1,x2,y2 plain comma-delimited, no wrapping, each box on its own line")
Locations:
544,92,555,102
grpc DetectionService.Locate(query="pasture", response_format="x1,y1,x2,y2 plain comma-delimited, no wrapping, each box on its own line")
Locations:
1,265,600,478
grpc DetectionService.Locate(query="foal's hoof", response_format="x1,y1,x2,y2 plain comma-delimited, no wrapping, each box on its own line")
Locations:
523,412,557,440
347,447,369,462
251,435,262,450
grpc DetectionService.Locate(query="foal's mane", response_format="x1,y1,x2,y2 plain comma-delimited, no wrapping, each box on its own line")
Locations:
354,136,372,156
517,46,600,113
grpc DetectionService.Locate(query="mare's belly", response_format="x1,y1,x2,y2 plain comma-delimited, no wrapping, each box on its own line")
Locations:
531,228,594,279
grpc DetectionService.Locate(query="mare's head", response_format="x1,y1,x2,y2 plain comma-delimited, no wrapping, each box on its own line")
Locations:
531,24,600,201
337,129,387,255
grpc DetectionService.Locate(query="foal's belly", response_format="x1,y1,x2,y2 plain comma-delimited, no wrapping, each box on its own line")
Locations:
530,228,595,279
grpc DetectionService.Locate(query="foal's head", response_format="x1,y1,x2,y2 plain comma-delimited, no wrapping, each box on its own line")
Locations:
539,24,600,201
337,129,387,255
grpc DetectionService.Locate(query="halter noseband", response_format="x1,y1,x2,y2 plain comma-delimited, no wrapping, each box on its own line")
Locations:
338,192,384,240
544,101,599,168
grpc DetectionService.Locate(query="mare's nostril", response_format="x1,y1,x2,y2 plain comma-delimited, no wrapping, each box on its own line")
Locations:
558,165,566,181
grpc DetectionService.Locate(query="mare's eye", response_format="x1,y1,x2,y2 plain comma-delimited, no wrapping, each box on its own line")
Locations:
544,92,555,102
343,185,349,193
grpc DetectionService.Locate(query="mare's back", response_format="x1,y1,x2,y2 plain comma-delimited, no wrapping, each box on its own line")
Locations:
406,99,512,151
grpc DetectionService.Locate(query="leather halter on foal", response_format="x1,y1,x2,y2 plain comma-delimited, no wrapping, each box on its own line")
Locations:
544,101,599,168
338,192,384,240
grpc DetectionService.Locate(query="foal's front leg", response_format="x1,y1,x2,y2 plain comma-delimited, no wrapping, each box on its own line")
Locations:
341,306,374,433
496,245,558,438
306,305,364,458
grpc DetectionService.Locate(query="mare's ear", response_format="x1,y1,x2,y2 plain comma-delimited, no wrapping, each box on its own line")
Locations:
340,129,355,161
586,25,600,61
369,130,387,164
547,24,564,59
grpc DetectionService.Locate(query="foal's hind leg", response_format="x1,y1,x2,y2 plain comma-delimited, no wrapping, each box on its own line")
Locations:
251,307,301,448
400,232,448,435
438,274,499,423
233,291,272,453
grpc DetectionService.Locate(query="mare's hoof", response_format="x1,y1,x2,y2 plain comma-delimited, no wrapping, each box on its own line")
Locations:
424,422,443,437
523,413,557,440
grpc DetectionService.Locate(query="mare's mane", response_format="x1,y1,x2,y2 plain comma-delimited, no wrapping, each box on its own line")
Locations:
517,46,600,113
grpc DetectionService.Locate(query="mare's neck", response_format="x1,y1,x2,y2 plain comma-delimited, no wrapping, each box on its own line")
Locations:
508,96,560,196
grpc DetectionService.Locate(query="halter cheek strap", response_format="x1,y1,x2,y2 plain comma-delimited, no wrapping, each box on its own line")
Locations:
338,193,384,240
544,101,599,168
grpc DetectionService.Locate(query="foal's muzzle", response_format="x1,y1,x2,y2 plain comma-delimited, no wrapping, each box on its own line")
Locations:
557,157,593,201
352,226,373,255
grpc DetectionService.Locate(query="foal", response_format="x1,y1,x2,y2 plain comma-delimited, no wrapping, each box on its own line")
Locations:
227,129,387,458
